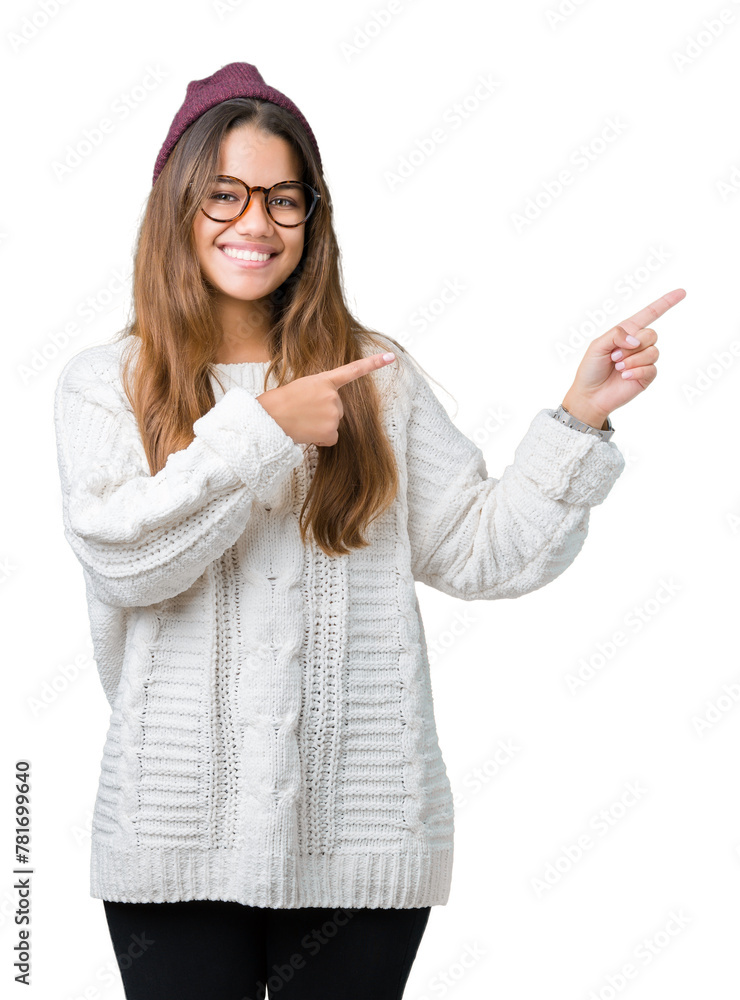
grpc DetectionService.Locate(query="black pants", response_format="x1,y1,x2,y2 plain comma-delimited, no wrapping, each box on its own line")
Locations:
103,899,431,1000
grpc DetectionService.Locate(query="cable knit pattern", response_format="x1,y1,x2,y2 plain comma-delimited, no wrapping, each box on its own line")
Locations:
53,334,625,908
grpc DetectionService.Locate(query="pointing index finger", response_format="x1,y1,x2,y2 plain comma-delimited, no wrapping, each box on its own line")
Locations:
323,351,396,388
616,287,686,337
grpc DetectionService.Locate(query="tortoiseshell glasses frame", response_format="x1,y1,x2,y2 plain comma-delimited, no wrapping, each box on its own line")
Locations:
198,174,321,228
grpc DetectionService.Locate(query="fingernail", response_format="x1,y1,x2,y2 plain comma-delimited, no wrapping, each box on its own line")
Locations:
615,361,625,370
625,335,640,347
611,349,623,361
382,352,395,362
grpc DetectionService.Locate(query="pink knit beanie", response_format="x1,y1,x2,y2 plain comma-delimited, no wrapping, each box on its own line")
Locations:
152,62,321,186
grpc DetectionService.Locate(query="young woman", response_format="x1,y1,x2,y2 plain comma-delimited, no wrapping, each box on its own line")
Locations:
53,62,684,1000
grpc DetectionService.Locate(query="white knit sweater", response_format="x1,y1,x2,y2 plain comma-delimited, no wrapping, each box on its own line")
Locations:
53,334,625,909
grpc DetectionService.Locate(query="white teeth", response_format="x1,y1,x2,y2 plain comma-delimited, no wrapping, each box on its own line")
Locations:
221,247,273,261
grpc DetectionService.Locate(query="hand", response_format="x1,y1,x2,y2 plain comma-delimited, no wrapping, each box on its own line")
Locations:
562,287,686,428
256,352,397,446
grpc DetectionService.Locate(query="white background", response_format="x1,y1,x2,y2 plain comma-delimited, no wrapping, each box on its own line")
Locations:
3,0,739,997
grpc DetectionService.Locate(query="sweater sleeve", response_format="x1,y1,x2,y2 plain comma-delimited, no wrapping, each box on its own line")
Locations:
402,356,626,601
54,345,306,609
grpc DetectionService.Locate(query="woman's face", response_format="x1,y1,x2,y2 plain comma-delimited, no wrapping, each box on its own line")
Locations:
192,123,306,310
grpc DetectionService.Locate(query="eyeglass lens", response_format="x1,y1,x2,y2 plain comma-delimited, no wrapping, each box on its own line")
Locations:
202,177,314,225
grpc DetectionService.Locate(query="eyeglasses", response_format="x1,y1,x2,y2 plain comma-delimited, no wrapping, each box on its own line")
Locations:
199,175,321,227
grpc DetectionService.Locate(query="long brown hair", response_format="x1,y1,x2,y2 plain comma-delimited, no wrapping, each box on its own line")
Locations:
114,96,414,558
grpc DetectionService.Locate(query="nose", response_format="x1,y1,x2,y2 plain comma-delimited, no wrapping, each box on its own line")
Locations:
234,190,274,235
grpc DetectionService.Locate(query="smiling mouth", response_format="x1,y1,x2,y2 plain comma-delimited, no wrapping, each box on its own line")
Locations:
218,246,280,268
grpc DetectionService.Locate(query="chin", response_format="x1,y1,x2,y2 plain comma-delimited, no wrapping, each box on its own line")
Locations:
210,271,287,300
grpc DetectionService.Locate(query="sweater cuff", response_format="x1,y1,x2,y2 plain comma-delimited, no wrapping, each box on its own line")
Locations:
514,408,626,507
193,386,306,505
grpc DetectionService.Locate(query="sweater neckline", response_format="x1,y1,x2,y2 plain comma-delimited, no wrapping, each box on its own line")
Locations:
210,359,276,397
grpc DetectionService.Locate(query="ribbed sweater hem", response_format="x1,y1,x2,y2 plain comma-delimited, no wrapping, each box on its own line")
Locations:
90,844,453,909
